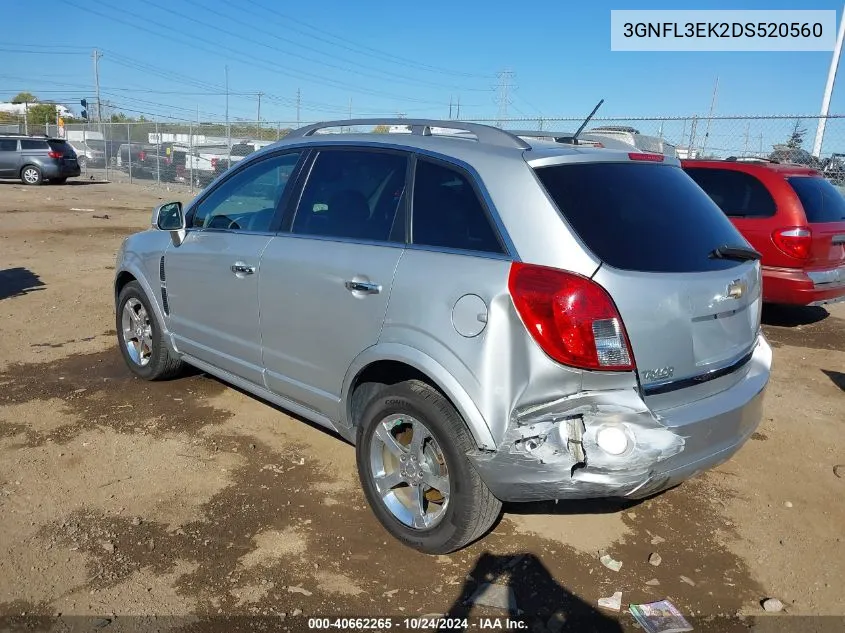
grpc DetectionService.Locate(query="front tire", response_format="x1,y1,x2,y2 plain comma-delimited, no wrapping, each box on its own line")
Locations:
356,379,502,554
21,165,42,185
116,281,185,381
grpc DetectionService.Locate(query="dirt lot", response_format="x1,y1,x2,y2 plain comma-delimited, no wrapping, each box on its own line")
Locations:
0,179,843,632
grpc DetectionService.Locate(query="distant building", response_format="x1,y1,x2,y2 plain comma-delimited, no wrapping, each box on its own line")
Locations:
0,102,73,117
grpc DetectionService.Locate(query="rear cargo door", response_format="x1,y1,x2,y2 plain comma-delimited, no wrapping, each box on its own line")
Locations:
787,176,845,274
533,161,762,398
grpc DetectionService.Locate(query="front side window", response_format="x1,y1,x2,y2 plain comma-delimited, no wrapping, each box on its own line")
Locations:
191,152,301,232
411,159,505,254
292,149,407,242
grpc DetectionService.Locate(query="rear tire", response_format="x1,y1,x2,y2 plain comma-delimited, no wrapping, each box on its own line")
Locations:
116,281,185,381
21,165,42,185
356,379,501,554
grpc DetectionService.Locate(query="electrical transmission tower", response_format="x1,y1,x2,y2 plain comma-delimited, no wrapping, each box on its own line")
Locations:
495,69,515,128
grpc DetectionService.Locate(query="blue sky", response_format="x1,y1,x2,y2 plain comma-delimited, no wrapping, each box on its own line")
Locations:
2,0,845,125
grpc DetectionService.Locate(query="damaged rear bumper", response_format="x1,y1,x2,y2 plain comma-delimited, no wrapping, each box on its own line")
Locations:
469,335,772,503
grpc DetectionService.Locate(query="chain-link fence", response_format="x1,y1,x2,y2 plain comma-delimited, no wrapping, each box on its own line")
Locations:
7,114,845,192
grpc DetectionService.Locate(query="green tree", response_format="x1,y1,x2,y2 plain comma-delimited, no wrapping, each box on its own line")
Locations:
372,124,390,134
11,91,37,104
28,102,57,125
786,119,806,149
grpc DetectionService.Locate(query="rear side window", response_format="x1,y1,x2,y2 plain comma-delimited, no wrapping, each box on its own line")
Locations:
684,168,776,218
534,163,747,273
787,176,845,223
20,139,48,150
0,139,16,151
293,149,407,243
412,159,505,254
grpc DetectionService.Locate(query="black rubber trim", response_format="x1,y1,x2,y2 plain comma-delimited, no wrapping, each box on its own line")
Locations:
642,346,755,397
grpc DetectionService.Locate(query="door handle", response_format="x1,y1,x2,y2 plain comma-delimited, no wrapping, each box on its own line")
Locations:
345,280,381,294
231,262,256,276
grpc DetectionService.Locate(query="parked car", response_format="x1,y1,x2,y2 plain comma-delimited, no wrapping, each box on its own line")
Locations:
114,119,771,553
588,125,678,157
116,143,185,181
65,130,107,169
0,135,81,185
186,141,271,186
683,158,845,306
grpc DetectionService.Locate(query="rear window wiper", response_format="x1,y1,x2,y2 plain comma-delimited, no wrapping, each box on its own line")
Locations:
709,244,762,261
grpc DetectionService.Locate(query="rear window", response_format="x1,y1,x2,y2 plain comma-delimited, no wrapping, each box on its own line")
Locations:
534,162,748,273
787,176,845,223
47,140,71,152
684,168,776,218
20,139,49,150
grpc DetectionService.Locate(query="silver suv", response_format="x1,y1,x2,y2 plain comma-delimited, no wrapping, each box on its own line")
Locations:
114,119,772,553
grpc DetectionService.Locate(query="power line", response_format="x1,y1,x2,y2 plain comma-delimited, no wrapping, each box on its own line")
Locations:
172,0,492,92
64,0,458,105
0,47,89,55
244,0,492,80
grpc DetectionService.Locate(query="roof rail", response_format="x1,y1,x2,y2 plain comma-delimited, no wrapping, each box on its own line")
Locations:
725,156,780,164
286,118,532,150
507,130,576,141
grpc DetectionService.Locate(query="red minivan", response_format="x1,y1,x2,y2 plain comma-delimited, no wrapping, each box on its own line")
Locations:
682,159,845,306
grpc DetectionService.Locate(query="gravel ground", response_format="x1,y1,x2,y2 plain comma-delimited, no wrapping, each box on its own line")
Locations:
0,178,843,632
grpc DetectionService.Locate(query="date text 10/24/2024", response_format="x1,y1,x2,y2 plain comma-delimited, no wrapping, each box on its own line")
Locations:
307,618,528,630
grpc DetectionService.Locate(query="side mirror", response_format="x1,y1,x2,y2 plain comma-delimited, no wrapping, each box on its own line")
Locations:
152,201,186,247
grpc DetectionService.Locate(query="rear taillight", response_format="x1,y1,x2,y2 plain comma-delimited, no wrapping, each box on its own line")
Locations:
508,262,635,371
211,157,219,171
48,151,62,159
772,227,812,259
628,152,664,162
138,151,146,161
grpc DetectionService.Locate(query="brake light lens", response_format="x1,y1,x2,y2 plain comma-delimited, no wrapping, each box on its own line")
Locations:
772,227,812,259
211,157,219,170
138,151,146,161
47,151,62,159
508,262,635,371
628,152,664,162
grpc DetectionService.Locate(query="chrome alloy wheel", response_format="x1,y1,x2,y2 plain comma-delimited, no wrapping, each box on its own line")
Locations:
22,167,39,184
369,414,450,529
121,298,153,366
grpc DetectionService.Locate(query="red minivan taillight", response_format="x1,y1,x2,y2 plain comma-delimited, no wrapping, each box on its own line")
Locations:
772,227,812,259
211,157,219,171
508,262,635,371
47,151,62,159
138,151,146,161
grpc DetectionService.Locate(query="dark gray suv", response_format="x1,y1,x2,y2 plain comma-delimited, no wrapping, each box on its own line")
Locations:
0,135,81,185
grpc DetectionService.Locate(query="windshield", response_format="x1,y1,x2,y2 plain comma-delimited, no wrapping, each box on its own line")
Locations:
788,176,845,223
534,162,748,273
